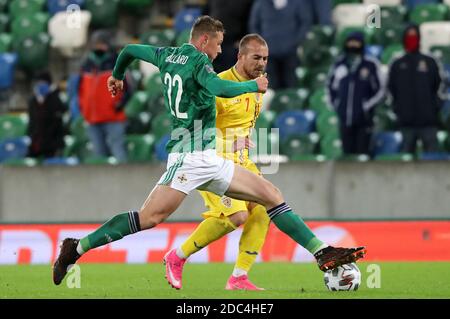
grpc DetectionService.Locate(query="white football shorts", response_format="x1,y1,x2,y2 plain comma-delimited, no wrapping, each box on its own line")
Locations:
157,149,235,195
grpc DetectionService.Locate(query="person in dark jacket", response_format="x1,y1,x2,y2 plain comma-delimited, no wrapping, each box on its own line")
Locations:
388,24,444,154
27,72,67,158
79,30,129,162
249,0,312,89
204,0,254,73
326,32,384,156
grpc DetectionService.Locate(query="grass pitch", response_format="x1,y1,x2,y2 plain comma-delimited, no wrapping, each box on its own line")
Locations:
1,262,449,299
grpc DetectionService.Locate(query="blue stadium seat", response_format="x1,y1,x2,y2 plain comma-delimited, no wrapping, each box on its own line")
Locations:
365,45,383,61
0,136,30,162
373,131,403,156
405,0,439,10
47,0,85,16
174,7,202,33
42,157,80,165
418,152,450,160
0,53,18,90
67,73,81,121
155,134,170,162
273,110,317,142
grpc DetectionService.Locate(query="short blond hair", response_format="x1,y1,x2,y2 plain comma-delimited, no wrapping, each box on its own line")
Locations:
190,15,225,40
239,34,267,54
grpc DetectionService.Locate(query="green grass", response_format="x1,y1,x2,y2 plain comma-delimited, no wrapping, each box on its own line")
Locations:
1,262,449,299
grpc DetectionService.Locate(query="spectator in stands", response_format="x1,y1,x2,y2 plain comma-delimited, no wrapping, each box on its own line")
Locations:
78,30,128,162
204,0,254,73
388,24,443,154
326,32,384,156
27,71,67,159
249,0,312,90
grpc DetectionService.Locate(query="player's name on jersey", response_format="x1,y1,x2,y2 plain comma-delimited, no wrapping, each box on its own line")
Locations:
165,54,189,65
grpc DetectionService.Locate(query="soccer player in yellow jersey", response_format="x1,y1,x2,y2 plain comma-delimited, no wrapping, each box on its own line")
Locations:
171,34,270,290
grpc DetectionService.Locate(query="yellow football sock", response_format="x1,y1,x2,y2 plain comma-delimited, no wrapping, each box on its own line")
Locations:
181,215,237,258
235,205,270,272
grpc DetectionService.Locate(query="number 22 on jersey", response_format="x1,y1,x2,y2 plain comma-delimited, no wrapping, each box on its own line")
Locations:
164,73,187,119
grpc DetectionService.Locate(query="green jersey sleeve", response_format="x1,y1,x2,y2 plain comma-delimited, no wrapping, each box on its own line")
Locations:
194,56,258,98
112,44,164,80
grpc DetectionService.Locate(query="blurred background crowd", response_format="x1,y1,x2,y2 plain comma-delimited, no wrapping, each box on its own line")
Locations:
1,0,450,166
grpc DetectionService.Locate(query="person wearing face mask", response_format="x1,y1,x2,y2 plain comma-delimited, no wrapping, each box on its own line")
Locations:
27,71,67,159
326,32,384,156
78,30,129,163
388,24,444,155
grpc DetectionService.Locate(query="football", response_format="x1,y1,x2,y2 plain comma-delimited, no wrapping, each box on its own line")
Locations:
324,263,361,291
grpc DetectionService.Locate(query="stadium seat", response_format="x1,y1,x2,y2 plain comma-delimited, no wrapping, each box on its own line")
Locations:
335,26,375,49
11,12,50,43
0,33,12,52
69,116,89,142
47,0,85,16
8,0,46,19
144,73,163,101
280,133,319,159
362,0,401,6
430,45,450,65
332,0,362,7
372,131,403,156
319,135,343,159
124,91,150,118
379,5,407,27
173,7,202,33
437,130,449,152
255,109,276,131
42,157,80,166
126,111,152,134
0,136,30,162
85,0,119,28
63,135,93,160
381,43,404,64
409,4,449,25
154,134,170,161
140,29,175,47
374,153,414,161
250,130,280,158
0,53,18,90
48,10,92,57
175,29,190,47
0,113,28,140
405,0,440,10
1,157,39,166
83,156,119,165
269,88,309,113
119,0,154,15
309,88,332,114
365,44,383,60
316,109,340,139
0,13,9,33
333,4,368,30
308,69,330,92
273,110,316,141
373,104,397,131
417,152,450,160
372,24,405,48
13,33,50,72
151,112,172,140
440,100,450,130
0,0,8,12
420,22,450,53
302,44,336,69
126,134,155,162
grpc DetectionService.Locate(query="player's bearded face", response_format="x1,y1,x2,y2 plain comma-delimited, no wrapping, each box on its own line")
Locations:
242,44,269,79
203,32,224,61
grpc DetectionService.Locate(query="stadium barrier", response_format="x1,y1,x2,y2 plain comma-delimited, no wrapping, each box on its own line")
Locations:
0,221,449,264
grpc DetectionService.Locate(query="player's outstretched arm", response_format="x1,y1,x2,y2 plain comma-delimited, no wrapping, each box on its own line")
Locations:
112,44,162,81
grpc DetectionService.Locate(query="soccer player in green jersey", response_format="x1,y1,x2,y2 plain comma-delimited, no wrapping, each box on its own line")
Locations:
53,16,366,288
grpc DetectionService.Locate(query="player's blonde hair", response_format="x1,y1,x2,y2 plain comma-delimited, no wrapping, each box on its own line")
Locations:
239,34,268,54
190,15,225,40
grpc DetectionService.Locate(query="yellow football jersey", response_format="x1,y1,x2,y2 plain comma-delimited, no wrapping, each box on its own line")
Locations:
215,67,263,164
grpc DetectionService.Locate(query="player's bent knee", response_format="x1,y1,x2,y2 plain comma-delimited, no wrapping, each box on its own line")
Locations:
260,181,284,208
229,210,249,227
138,208,170,229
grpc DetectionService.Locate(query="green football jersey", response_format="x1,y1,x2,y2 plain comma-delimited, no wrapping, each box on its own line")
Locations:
112,43,258,153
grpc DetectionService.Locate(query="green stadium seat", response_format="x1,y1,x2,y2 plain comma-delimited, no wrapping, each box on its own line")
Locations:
380,6,407,27
381,44,404,65
269,88,309,113
9,0,45,19
308,68,330,92
302,44,337,69
124,91,150,118
340,154,370,162
316,109,340,139
144,72,163,101
63,135,93,160
119,0,154,15
437,130,449,152
332,0,361,7
0,113,28,140
372,24,406,48
0,32,11,52
83,156,119,165
126,111,152,134
0,13,9,33
11,12,49,43
151,112,172,140
255,109,276,131
175,29,190,46
1,157,39,166
430,45,450,65
374,153,414,161
0,0,9,12
335,26,375,49
309,88,332,114
280,133,319,159
140,29,175,47
320,135,343,159
69,117,89,143
373,103,397,131
251,130,280,157
13,33,50,71
126,134,155,162
409,4,449,25
85,0,120,28
289,154,327,162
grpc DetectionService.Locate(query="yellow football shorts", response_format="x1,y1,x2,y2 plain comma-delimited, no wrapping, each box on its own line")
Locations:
199,151,261,219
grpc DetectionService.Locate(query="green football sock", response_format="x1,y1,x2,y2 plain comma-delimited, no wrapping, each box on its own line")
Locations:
268,203,325,254
78,211,141,254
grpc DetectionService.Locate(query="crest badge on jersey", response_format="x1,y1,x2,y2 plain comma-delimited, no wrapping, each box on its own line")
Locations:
418,60,428,73
221,196,232,208
205,64,215,74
